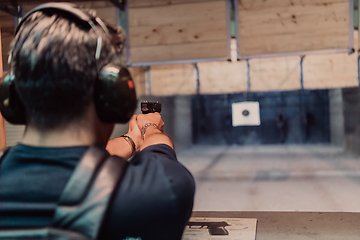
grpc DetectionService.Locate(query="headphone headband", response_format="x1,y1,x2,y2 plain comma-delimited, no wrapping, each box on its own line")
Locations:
1,2,137,125
11,2,109,64
15,3,95,35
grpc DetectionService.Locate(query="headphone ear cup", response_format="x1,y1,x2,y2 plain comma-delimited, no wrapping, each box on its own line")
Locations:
94,64,137,123
0,74,26,124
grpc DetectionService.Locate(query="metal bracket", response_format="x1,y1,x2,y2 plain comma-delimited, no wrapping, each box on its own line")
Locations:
246,59,250,92
300,55,305,90
144,66,151,96
194,63,200,94
109,0,126,11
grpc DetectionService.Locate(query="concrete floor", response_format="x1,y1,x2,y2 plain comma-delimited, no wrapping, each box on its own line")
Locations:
177,144,360,212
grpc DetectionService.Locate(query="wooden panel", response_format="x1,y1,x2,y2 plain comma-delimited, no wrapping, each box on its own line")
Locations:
0,12,15,29
128,0,229,64
238,0,351,57
1,29,12,71
249,56,301,92
130,40,228,63
303,30,358,89
150,64,196,95
129,1,225,26
198,61,247,94
0,28,7,149
129,67,146,97
0,11,14,70
303,53,358,89
130,20,227,47
128,0,214,8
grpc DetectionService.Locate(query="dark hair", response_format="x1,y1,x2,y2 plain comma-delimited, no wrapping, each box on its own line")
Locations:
10,9,125,129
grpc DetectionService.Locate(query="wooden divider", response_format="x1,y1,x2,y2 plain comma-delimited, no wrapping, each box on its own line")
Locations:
0,10,14,71
0,27,7,149
303,53,358,89
150,64,196,96
249,56,301,92
303,30,359,89
129,67,146,97
238,0,351,57
198,61,247,94
128,0,210,8
128,0,229,64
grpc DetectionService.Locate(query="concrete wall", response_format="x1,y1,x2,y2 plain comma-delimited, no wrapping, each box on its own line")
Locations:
138,95,192,152
192,90,330,145
342,87,360,155
328,89,345,147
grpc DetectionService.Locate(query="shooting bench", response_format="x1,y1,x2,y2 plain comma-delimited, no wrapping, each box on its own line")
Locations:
191,211,360,240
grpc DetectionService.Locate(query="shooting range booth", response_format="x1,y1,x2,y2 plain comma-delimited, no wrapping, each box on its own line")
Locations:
2,0,360,239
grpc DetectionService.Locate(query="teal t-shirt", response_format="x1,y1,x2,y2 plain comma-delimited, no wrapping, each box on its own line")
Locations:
0,143,195,240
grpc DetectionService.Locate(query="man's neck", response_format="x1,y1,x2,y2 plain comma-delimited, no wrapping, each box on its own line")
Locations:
21,106,114,148
21,124,100,147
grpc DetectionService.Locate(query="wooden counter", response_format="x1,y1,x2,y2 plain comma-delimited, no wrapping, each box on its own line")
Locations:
192,211,360,240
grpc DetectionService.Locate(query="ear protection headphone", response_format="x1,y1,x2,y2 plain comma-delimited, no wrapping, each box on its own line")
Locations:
0,2,137,125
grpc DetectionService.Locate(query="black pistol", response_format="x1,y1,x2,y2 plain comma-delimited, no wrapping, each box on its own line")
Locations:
141,101,161,114
187,221,230,235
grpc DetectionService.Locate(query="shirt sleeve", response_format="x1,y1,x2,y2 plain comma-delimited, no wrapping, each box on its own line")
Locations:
143,144,196,234
101,144,195,240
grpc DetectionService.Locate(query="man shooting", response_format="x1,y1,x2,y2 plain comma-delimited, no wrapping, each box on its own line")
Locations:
0,3,195,240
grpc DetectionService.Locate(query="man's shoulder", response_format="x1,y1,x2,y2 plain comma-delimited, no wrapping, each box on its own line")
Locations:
131,144,193,183
0,147,11,162
137,144,177,160
123,143,195,204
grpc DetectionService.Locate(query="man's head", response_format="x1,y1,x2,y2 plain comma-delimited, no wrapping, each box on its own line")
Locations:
9,6,125,130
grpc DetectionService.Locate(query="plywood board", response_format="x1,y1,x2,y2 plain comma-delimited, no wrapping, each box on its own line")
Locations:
130,41,228,63
303,53,358,89
128,0,229,64
238,0,351,57
130,20,227,48
303,30,358,89
1,33,12,71
249,56,301,92
129,66,146,97
198,61,247,94
128,0,213,8
0,10,14,70
150,64,196,95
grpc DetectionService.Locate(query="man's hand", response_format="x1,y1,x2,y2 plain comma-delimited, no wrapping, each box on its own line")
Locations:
107,113,174,157
137,112,164,134
136,113,174,150
106,115,143,158
126,115,143,151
